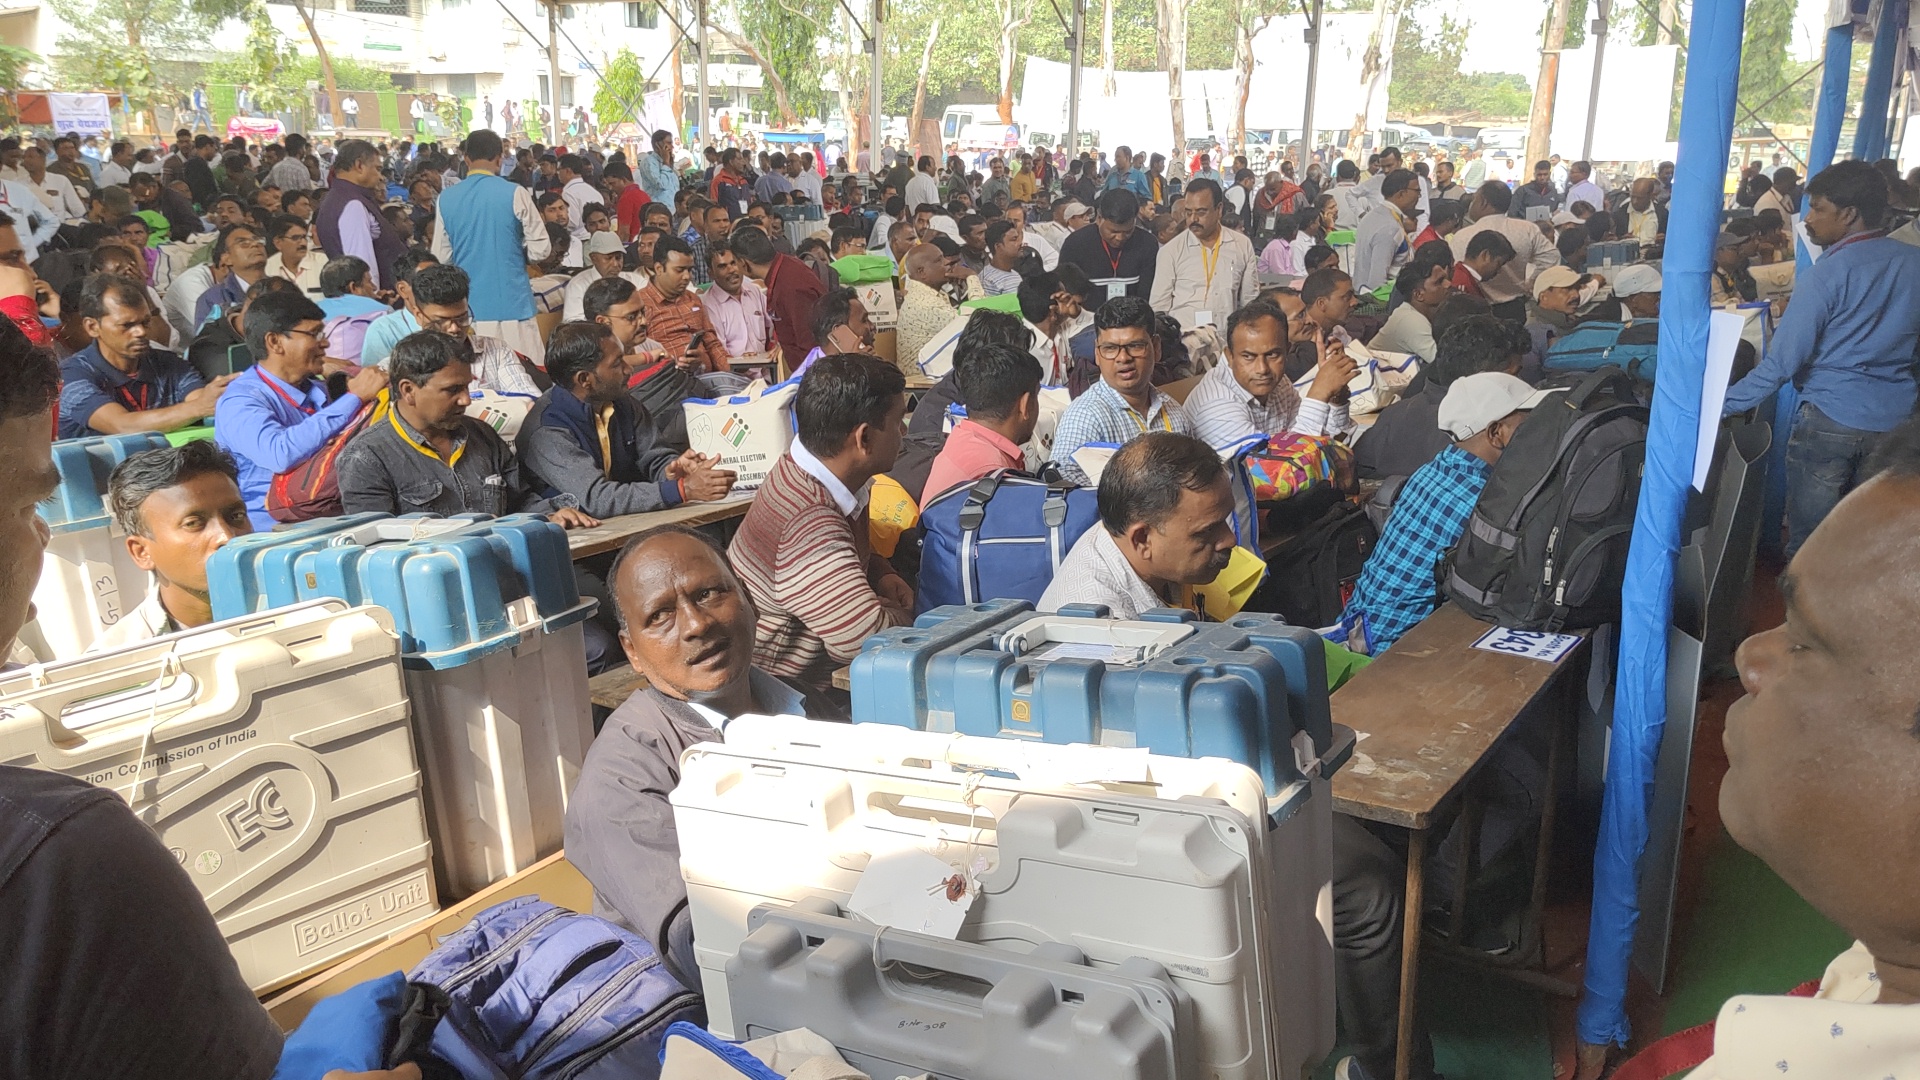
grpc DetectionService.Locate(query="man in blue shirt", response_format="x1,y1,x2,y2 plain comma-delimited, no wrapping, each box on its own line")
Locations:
1724,160,1920,556
1102,145,1151,200
59,275,232,440
314,255,392,320
1340,372,1548,654
637,129,681,205
214,290,388,529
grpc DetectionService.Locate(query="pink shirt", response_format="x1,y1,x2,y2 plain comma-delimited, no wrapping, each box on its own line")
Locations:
703,277,774,359
922,419,1026,504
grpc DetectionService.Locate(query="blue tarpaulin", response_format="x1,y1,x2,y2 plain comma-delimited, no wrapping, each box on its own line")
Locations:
1575,0,1746,1048
1855,1,1901,161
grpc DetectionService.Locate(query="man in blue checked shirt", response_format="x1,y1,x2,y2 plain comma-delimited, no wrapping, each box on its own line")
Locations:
1047,296,1193,486
1338,372,1549,654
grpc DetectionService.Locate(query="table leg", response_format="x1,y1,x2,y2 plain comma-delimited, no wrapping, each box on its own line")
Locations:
1395,828,1427,1080
1447,788,1483,947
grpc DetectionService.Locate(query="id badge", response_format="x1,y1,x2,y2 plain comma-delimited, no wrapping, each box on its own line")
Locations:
1195,309,1215,328
1106,281,1126,300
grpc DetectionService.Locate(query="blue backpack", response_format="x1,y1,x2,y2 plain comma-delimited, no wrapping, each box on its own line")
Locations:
916,469,1101,613
1543,320,1659,382
407,897,704,1080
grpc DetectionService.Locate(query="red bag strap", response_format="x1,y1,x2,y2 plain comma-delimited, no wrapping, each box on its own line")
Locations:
1608,980,1822,1080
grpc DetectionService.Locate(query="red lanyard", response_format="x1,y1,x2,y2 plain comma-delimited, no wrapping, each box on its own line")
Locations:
114,379,151,412
1098,236,1124,276
255,367,317,415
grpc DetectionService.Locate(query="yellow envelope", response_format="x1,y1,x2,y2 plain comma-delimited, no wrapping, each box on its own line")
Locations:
1193,545,1268,619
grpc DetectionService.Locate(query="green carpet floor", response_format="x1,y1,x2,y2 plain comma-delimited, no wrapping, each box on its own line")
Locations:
1312,959,1554,1080
1657,828,1853,1035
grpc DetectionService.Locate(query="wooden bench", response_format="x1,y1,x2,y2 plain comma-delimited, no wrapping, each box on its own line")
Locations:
1329,604,1587,1080
567,497,754,560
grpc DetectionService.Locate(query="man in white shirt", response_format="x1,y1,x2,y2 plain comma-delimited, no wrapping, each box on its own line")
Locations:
558,153,600,241
1447,181,1559,321
562,232,649,321
1038,431,1237,617
1147,178,1258,367
98,140,135,188
1029,197,1090,251
791,152,822,204
905,155,941,209
1005,203,1057,270
20,146,83,219
1564,160,1606,213
1329,159,1366,229
1185,298,1355,447
1620,424,1920,1078
1352,169,1419,292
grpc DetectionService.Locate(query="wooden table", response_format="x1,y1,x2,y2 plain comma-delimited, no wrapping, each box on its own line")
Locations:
1329,605,1588,1080
904,373,937,392
566,497,753,560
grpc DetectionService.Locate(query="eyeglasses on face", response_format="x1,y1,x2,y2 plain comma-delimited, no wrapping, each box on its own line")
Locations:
282,326,330,345
1096,340,1153,360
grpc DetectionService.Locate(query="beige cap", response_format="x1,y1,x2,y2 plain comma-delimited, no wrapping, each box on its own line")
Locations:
1530,265,1582,300
586,232,626,256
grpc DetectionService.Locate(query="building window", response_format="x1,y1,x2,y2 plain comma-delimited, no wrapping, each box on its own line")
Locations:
443,0,465,8
537,75,576,108
447,73,477,98
353,0,410,14
560,3,575,16
624,2,656,27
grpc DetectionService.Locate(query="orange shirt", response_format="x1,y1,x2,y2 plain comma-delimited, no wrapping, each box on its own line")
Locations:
637,283,731,373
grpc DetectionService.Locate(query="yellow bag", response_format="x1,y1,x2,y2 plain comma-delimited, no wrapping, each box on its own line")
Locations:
867,474,920,558
1192,545,1268,619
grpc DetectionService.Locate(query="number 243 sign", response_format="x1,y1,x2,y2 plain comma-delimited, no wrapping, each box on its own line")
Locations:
1470,626,1581,663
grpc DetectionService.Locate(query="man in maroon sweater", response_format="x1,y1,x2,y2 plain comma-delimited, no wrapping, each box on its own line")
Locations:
729,224,825,374
727,353,913,697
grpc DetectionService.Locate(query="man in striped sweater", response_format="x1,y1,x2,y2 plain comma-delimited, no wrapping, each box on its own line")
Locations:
728,353,915,697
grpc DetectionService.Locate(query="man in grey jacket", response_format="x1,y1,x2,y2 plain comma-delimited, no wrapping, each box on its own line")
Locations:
515,321,735,517
563,525,829,986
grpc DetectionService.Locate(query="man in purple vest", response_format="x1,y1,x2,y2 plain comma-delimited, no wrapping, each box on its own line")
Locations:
431,128,553,363
316,139,407,291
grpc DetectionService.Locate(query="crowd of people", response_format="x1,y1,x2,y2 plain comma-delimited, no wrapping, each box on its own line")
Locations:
4,115,1920,1080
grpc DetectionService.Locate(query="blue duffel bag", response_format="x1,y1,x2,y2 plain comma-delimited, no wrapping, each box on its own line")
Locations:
916,469,1101,613
1543,320,1658,382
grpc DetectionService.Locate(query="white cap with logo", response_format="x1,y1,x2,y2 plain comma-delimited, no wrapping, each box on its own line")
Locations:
1438,372,1555,440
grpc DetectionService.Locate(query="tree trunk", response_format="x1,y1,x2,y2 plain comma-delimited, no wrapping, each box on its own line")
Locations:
1527,0,1574,169
708,28,800,126
910,18,941,160
123,19,156,134
996,0,1027,125
670,1,685,136
1233,9,1269,153
1655,0,1676,44
1101,0,1116,96
288,0,344,129
1164,0,1189,161
1346,0,1399,154
837,5,855,150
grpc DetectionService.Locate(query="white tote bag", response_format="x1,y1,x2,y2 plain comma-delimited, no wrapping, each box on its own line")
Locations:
683,376,800,494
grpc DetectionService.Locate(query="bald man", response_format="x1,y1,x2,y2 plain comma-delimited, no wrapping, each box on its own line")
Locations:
895,242,958,375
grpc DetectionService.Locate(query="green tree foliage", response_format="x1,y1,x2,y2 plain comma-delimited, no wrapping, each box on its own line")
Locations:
0,44,40,89
201,50,399,95
1737,0,1811,125
1389,5,1532,118
50,0,249,109
737,0,827,119
593,46,649,129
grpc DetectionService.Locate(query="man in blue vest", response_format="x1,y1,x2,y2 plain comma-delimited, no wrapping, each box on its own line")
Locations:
431,128,553,362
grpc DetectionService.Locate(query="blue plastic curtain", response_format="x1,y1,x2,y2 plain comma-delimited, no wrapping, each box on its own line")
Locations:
1855,1,1901,161
1574,0,1746,1048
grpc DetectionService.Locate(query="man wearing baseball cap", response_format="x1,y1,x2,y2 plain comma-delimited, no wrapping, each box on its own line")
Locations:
561,231,648,321
1606,262,1663,323
1032,196,1091,252
1338,371,1550,653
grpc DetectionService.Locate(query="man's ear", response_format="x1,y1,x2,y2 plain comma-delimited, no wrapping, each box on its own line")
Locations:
125,533,156,573
850,421,874,458
1120,519,1155,560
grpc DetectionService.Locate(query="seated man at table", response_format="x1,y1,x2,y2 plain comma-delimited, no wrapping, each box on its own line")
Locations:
337,329,596,526
565,524,833,988
92,442,254,651
215,290,388,529
517,321,735,519
1185,298,1356,448
728,354,913,697
1338,372,1548,655
1047,296,1193,486
1355,307,1522,481
358,249,443,367
363,264,542,397
921,342,1042,503
1636,419,1920,1077
59,274,234,439
563,232,648,322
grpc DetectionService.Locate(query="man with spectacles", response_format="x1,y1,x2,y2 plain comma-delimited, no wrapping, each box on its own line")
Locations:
362,263,541,397
585,273,691,450
262,213,327,299
1047,296,1192,487
215,290,388,528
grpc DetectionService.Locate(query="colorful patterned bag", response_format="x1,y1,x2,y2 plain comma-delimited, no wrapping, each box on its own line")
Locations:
1244,434,1356,504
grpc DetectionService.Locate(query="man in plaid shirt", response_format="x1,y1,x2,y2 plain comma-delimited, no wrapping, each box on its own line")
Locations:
1338,372,1549,653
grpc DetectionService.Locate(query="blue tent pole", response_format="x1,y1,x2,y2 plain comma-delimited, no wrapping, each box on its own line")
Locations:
1574,0,1745,1050
1855,1,1901,161
1763,24,1856,559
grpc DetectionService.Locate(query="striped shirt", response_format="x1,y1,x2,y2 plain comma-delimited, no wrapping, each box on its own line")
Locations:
1183,358,1347,448
728,453,911,695
1047,379,1192,487
1337,445,1489,653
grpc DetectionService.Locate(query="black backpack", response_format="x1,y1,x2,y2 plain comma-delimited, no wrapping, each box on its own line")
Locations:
1442,366,1648,631
1246,499,1377,628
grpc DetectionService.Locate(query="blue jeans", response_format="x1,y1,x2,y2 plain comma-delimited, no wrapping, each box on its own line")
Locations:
1785,401,1884,557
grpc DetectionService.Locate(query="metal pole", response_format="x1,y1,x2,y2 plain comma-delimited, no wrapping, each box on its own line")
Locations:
547,0,563,139
1300,0,1321,171
1582,0,1609,161
1067,0,1083,160
696,0,709,147
869,0,883,171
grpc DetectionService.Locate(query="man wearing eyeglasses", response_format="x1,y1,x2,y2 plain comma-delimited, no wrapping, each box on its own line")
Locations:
1047,296,1192,487
363,264,541,397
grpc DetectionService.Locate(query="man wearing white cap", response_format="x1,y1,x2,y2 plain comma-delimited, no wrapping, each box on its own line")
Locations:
1606,263,1663,324
562,231,649,321
1528,264,1587,349
1029,196,1091,251
1337,371,1550,653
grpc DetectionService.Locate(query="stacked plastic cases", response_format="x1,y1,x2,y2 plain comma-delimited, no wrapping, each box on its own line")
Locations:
730,896,1197,1080
206,513,598,899
31,432,171,658
675,715,1339,1080
0,600,435,993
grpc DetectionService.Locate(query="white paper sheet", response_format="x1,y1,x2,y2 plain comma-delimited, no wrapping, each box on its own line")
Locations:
1695,309,1746,491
